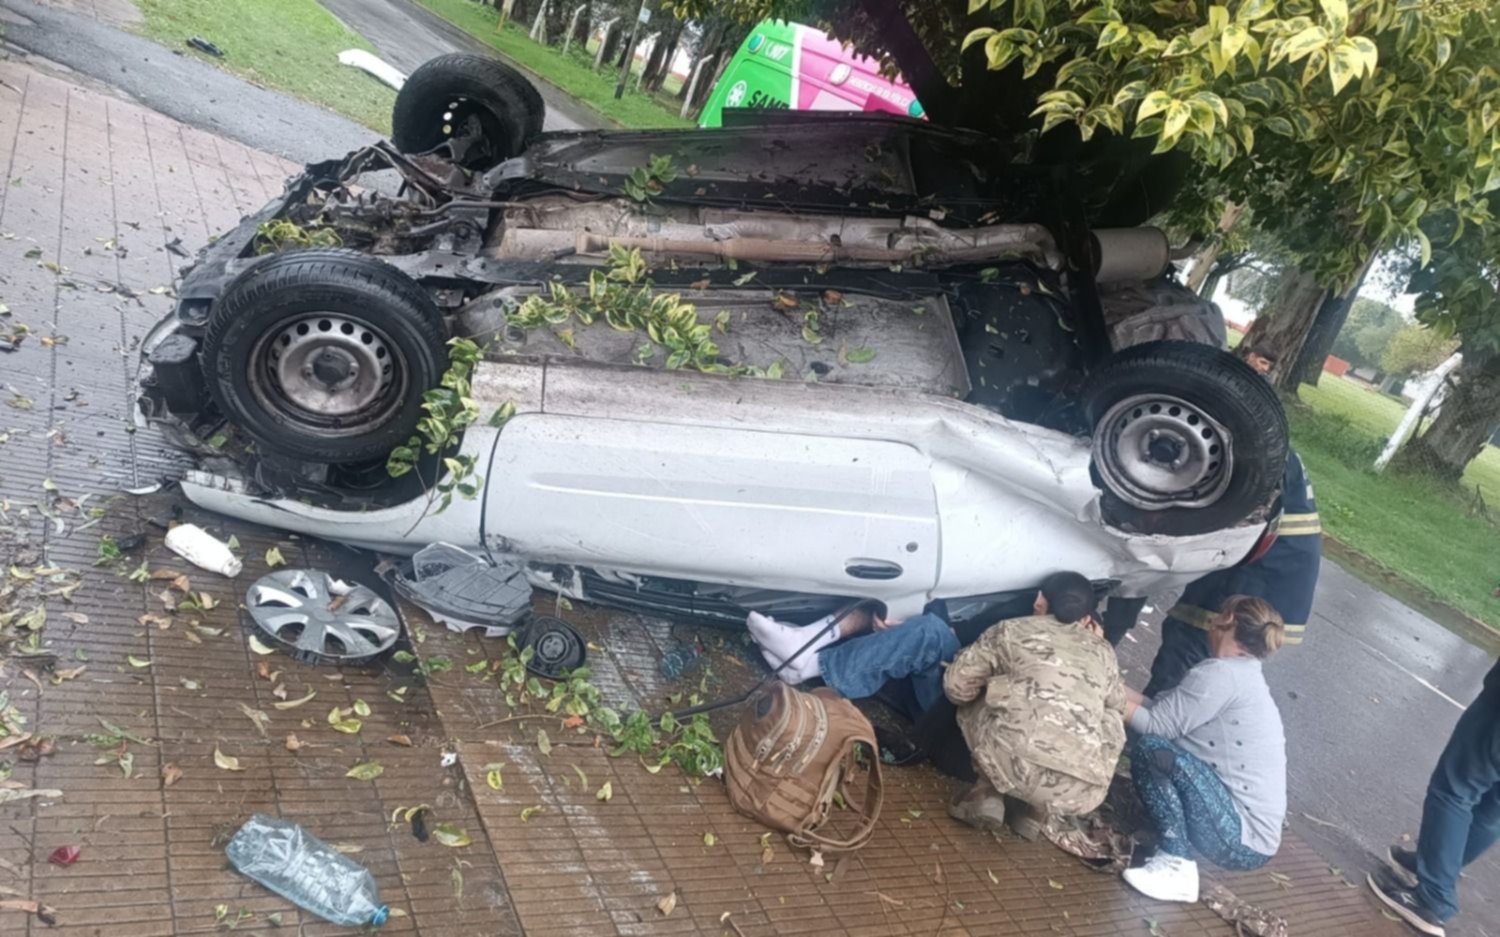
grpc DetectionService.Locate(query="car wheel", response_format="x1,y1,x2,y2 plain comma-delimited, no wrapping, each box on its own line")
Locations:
392,53,544,169
1083,340,1287,536
200,249,448,465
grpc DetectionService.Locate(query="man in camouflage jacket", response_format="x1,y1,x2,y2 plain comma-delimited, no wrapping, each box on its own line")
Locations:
943,572,1128,829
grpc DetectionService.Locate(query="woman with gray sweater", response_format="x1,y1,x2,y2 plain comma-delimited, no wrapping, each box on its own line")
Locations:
1120,595,1288,903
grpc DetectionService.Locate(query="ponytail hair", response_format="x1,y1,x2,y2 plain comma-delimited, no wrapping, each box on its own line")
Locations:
1215,595,1285,659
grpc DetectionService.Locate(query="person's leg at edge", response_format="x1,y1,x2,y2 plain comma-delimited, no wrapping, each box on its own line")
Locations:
818,614,960,707
1128,735,1192,852
949,764,1009,833
1143,618,1211,698
1413,678,1500,923
745,606,875,680
1122,734,1269,903
1168,745,1271,872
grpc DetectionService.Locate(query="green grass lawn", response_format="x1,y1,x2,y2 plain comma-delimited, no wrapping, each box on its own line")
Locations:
1227,328,1500,627
1297,376,1500,509
136,0,396,132
414,0,693,129
1286,377,1500,629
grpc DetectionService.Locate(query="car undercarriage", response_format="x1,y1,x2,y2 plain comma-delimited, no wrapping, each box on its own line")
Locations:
136,57,1287,628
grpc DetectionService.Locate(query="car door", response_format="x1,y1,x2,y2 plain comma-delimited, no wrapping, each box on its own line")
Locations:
483,412,940,603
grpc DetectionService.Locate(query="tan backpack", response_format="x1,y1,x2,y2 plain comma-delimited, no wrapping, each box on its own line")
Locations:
724,683,884,853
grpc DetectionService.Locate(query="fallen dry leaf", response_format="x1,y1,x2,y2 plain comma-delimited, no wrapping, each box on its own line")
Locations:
272,689,315,710
346,761,384,781
285,733,303,752
656,892,677,917
213,746,245,772
162,763,183,787
431,822,471,847
387,734,413,747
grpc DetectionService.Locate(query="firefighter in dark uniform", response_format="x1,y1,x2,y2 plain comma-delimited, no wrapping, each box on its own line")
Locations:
1143,446,1322,696
1100,345,1322,690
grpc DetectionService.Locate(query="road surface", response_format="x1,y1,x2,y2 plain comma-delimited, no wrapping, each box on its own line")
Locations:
0,0,376,163
317,0,603,131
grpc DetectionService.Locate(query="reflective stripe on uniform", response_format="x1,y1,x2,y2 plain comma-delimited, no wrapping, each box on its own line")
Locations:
1168,603,1307,644
1276,511,1322,537
1166,603,1218,630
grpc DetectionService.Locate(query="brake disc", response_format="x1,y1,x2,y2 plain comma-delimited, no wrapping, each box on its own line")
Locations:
245,569,402,665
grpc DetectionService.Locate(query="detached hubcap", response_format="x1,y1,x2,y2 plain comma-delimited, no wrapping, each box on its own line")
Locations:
1094,393,1233,510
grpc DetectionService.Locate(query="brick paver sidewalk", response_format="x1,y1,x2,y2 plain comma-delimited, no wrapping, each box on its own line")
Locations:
0,57,1409,936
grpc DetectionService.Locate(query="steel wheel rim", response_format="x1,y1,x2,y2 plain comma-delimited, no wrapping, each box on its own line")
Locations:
249,313,407,435
1093,393,1233,510
441,97,504,164
246,569,401,662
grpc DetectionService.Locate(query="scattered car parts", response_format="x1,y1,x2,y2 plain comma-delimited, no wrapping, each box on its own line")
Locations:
391,543,531,637
245,569,402,665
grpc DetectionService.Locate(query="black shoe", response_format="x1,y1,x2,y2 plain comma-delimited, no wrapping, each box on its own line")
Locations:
1367,870,1445,937
1385,845,1420,889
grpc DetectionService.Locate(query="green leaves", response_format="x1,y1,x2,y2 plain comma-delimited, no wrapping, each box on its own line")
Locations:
346,761,384,781
431,823,471,848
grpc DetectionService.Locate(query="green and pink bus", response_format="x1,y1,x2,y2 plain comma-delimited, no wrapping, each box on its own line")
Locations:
698,20,925,128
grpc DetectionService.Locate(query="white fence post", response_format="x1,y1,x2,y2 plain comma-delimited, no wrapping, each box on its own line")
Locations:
562,5,586,56
529,2,548,43
1374,351,1464,472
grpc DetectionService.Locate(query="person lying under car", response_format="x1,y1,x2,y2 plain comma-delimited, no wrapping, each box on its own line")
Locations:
745,571,1127,838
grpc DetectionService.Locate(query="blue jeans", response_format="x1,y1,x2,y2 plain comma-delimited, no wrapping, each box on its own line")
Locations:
1415,665,1500,921
1130,735,1271,871
817,613,959,713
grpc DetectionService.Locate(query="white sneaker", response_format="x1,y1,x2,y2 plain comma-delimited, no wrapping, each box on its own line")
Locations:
1123,853,1200,903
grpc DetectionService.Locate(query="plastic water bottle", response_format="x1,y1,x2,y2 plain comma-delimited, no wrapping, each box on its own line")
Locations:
164,523,243,577
225,815,389,928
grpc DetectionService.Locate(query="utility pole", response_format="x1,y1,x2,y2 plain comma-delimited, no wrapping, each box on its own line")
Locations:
614,0,648,99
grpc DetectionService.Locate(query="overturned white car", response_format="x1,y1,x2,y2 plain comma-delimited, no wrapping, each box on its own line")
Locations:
137,55,1286,632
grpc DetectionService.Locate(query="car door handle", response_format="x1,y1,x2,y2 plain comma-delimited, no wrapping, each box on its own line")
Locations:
844,560,903,581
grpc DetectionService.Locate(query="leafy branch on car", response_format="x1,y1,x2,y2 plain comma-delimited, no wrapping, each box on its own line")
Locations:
253,219,341,255
386,337,485,515
623,154,679,202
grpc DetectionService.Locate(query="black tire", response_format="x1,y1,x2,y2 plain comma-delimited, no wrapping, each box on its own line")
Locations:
201,249,448,465
1083,341,1287,536
392,53,544,168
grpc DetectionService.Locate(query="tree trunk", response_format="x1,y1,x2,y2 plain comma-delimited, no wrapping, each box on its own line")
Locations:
1184,202,1244,294
1290,255,1375,388
1391,353,1500,480
640,32,669,89
1237,267,1329,392
1199,254,1240,301
648,22,683,92
678,26,715,99
574,6,591,53
599,21,621,70
545,2,566,46
512,0,537,27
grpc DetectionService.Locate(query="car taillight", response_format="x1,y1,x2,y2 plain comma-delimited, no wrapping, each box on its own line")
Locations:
1244,525,1278,565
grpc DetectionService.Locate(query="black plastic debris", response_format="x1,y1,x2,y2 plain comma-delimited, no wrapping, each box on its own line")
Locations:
515,616,585,679
187,37,225,57
391,544,531,638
